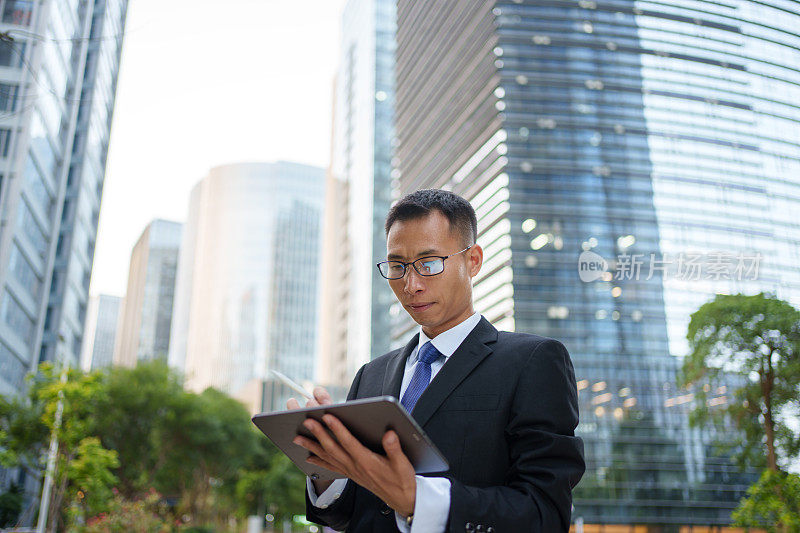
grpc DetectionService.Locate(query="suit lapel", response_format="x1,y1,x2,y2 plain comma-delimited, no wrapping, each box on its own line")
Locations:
381,332,419,398
411,317,498,429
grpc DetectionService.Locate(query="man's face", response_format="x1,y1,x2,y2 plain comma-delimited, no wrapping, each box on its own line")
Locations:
386,210,483,338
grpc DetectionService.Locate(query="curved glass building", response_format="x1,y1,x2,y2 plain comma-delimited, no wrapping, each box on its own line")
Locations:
168,162,324,401
393,0,800,525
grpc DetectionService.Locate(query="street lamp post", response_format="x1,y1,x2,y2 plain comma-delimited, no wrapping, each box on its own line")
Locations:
35,334,67,533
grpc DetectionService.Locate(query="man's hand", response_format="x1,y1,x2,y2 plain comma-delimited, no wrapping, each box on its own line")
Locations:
286,387,335,494
292,413,417,518
286,386,333,410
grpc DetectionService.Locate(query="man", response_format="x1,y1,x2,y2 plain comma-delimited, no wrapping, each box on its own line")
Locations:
287,189,584,532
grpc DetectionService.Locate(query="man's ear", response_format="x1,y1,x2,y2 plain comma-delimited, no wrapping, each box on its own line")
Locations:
468,244,483,277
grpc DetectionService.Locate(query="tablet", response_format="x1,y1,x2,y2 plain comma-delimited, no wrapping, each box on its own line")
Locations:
251,396,449,480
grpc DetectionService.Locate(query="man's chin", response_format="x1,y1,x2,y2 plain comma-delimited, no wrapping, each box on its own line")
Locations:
406,306,438,325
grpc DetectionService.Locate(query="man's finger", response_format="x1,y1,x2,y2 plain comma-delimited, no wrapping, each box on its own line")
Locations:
294,435,346,472
303,418,355,470
306,454,346,476
322,414,369,458
305,398,321,408
313,386,333,405
287,397,301,410
382,430,409,469
293,435,326,459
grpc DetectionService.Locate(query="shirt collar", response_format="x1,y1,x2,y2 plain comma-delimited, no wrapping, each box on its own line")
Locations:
414,312,482,362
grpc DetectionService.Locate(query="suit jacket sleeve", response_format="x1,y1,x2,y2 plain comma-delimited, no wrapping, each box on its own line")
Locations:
447,339,585,532
304,364,365,530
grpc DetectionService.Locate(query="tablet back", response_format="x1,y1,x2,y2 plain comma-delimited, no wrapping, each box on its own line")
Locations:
252,396,449,480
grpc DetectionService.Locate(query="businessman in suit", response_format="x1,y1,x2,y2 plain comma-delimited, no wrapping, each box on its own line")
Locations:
287,189,584,532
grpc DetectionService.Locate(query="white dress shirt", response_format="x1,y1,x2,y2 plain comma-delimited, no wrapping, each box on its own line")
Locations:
308,312,483,532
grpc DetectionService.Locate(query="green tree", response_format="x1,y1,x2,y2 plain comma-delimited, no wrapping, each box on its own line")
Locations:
0,483,23,528
681,292,800,530
0,364,120,531
0,377,49,479
1,360,303,530
84,490,177,533
159,387,261,525
681,293,800,471
235,437,306,522
90,360,188,498
731,469,800,532
35,365,119,531
90,361,270,527
66,437,120,522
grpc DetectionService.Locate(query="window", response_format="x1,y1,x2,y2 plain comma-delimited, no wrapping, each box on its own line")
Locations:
2,0,34,26
9,243,41,299
0,83,17,113
0,129,11,157
24,155,53,217
17,201,48,256
0,40,24,67
1,290,35,345
0,340,28,390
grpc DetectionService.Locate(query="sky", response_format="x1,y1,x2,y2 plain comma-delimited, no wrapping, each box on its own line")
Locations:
91,0,347,297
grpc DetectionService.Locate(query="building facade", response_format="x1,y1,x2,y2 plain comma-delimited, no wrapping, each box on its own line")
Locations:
394,0,800,525
80,293,120,370
0,0,127,524
168,162,324,410
0,0,127,394
319,0,396,389
113,219,181,367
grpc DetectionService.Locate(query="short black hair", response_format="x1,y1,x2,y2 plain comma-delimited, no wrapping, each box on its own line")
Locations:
385,189,477,246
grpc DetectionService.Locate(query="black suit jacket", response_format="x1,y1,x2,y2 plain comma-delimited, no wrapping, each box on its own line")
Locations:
306,317,585,532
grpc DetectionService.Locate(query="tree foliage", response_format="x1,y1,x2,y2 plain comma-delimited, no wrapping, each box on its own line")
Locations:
681,293,800,530
0,363,120,530
680,292,800,472
234,439,306,522
731,469,800,532
0,360,307,530
0,484,23,528
66,437,120,522
83,490,176,533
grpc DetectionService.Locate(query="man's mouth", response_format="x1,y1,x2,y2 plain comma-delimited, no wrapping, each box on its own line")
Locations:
409,303,434,312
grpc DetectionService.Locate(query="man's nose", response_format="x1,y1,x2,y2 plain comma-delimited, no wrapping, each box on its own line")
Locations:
403,266,425,293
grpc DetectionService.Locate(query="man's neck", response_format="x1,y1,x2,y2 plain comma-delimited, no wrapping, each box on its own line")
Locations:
421,309,477,339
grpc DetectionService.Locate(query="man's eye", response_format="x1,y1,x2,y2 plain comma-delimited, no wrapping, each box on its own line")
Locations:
419,260,437,272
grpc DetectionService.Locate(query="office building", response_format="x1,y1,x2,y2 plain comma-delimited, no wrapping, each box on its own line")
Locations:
80,293,120,370
113,219,181,367
36,0,129,375
394,0,799,525
0,0,128,524
0,0,128,392
168,162,324,410
319,0,397,388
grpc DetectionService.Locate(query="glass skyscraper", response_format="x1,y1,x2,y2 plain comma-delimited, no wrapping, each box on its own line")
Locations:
0,0,128,395
394,0,799,525
319,0,397,390
168,162,324,410
113,219,181,366
0,0,128,523
79,293,120,371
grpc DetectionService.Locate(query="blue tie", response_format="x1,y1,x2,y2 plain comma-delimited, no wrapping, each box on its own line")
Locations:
401,341,442,413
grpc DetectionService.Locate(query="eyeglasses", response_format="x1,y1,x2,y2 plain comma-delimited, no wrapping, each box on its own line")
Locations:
376,246,472,280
